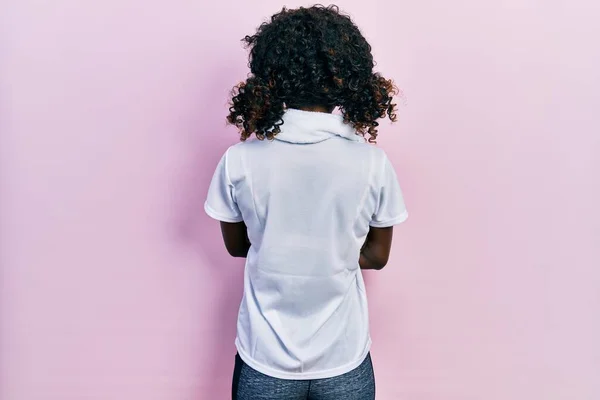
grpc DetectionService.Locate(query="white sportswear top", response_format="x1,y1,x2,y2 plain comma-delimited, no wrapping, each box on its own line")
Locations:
205,109,408,380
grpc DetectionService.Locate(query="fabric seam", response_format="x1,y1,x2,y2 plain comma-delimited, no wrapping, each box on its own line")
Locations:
235,337,372,381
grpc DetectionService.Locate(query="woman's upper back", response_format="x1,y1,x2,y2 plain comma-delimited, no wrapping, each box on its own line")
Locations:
207,109,406,273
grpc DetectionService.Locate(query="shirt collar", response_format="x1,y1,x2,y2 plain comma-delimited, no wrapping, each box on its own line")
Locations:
274,108,364,144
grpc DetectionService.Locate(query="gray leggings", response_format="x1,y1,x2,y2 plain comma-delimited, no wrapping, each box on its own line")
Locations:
232,353,376,400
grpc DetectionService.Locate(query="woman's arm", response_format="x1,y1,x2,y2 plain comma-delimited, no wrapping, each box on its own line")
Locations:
360,226,393,270
220,221,393,265
220,221,251,258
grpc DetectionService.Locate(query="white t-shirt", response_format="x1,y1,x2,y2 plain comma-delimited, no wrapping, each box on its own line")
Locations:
205,108,408,380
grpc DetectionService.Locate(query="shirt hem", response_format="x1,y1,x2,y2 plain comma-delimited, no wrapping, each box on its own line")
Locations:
204,202,244,223
234,337,373,380
369,210,409,228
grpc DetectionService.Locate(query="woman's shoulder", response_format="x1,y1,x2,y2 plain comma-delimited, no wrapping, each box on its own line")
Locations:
342,139,389,161
226,137,270,155
222,138,277,167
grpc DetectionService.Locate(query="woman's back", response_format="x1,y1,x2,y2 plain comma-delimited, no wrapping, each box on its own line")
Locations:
206,109,407,378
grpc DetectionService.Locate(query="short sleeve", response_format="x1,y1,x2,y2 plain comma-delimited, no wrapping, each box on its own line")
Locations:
204,149,244,223
370,154,408,228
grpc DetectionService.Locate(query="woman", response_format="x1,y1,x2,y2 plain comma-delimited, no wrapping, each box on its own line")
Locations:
205,5,408,399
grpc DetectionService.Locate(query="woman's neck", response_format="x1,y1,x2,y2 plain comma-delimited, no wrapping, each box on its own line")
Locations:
295,105,335,114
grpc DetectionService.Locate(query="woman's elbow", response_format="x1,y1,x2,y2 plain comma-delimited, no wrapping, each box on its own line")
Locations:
359,252,389,270
225,244,249,258
373,256,389,270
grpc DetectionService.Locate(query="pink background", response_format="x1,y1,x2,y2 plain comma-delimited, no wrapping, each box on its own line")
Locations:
1,0,599,399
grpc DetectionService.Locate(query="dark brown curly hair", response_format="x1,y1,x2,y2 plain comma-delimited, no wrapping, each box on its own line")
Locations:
227,4,398,143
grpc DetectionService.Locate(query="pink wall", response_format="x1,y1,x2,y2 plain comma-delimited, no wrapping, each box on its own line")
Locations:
1,0,599,399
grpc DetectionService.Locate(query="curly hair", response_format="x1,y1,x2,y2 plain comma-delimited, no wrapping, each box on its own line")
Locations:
227,4,398,143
